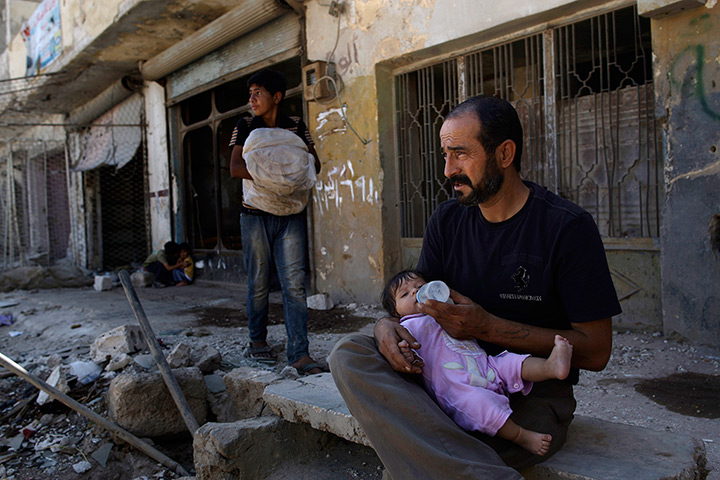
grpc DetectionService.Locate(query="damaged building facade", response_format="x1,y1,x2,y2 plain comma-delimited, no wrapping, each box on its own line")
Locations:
0,0,718,344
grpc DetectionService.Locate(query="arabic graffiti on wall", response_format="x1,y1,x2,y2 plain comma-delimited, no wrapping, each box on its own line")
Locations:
313,160,378,216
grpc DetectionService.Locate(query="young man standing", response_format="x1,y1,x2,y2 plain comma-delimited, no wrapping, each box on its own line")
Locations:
229,69,323,375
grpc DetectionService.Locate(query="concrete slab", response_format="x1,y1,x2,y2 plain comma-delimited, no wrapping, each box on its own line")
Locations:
262,375,707,479
522,416,706,480
263,373,371,446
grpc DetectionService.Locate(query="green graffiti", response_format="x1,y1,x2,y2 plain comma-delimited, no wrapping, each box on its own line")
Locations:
669,44,720,121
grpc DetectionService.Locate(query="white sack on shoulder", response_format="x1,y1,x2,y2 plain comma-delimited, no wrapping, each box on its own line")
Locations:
242,128,317,216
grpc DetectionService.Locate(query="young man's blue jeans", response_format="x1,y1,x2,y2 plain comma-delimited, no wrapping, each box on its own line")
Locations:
240,211,309,364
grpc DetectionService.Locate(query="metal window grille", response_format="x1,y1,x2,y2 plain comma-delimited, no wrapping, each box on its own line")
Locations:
395,60,458,238
0,140,70,270
395,5,661,239
555,8,660,237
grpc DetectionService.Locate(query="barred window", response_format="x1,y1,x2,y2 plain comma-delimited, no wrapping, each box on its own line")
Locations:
395,5,660,239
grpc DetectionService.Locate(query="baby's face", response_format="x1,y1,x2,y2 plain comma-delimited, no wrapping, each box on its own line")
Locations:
179,250,189,259
394,276,426,317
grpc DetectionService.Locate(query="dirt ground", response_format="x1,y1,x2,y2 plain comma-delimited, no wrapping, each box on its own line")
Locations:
0,280,718,479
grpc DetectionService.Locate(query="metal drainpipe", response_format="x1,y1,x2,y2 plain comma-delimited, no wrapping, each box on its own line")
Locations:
139,0,290,82
66,77,142,128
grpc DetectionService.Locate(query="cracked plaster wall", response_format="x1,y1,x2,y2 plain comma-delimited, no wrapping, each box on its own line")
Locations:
653,2,720,344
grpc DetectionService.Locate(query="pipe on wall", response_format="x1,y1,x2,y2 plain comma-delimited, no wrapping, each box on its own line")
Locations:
66,76,142,128
140,0,292,81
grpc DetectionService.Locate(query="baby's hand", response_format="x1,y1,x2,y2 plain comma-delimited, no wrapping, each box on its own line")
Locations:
398,340,423,368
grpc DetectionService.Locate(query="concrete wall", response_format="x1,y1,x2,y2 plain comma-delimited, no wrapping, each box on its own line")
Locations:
144,81,172,252
303,0,624,304
653,2,720,344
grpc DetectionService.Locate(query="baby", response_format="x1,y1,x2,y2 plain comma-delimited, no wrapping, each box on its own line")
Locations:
382,270,573,456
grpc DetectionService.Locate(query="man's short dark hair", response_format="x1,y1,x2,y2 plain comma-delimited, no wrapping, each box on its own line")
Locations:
164,241,180,256
446,95,524,171
248,69,287,102
382,270,424,318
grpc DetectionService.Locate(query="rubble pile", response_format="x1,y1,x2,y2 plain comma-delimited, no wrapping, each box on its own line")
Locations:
0,324,247,480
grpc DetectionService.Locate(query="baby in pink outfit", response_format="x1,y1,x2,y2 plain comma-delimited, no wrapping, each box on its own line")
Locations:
382,270,573,456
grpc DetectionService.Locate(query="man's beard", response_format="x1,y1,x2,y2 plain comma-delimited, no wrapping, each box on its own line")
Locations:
450,155,504,207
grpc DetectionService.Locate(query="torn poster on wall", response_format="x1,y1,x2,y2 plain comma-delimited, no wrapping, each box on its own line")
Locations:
21,0,63,76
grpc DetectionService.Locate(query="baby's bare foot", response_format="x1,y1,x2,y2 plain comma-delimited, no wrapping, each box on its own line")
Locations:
517,430,552,456
546,335,573,380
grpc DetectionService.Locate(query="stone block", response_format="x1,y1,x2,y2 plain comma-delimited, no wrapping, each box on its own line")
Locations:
306,293,334,310
90,325,146,363
193,416,335,480
262,376,707,480
223,367,283,419
522,416,707,480
130,270,154,288
263,373,369,446
107,367,207,437
93,275,113,291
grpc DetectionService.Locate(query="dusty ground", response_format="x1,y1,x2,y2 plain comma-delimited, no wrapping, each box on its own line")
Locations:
0,280,718,479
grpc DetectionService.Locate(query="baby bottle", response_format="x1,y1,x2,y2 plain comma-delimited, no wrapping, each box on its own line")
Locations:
416,280,453,304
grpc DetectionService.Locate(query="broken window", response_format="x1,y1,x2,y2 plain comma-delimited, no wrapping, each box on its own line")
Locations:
395,5,660,239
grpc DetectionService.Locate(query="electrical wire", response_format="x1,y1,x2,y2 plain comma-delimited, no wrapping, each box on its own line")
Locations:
311,75,371,145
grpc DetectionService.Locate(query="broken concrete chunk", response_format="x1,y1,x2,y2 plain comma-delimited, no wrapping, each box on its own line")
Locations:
72,460,92,473
307,293,334,310
107,367,207,437
223,367,282,420
166,343,192,368
91,325,145,363
130,270,154,288
193,345,222,374
37,366,69,405
193,417,337,480
105,353,132,372
93,276,113,292
204,374,226,393
133,354,155,370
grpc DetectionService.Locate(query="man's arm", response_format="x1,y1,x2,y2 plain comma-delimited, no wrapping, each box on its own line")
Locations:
374,317,425,374
229,145,253,180
418,290,612,371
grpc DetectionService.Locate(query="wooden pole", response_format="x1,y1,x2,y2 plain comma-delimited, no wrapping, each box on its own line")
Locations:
118,270,200,434
0,351,190,477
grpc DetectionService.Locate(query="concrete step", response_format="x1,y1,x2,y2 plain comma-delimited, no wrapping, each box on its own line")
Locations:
263,373,707,480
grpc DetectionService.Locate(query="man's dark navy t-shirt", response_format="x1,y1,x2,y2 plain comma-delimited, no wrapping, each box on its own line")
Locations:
417,181,621,380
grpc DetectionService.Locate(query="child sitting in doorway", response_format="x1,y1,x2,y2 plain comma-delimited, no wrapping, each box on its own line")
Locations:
173,243,194,286
382,270,573,456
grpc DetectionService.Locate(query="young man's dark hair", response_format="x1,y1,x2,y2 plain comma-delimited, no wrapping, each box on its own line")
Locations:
381,270,423,318
446,94,524,172
247,69,287,102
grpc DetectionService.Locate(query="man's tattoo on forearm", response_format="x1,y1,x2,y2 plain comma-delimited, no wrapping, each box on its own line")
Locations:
500,326,531,339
